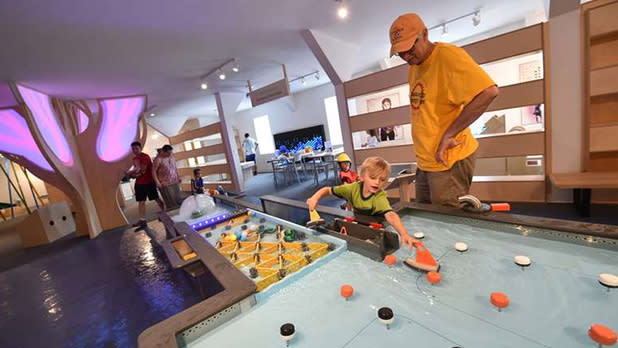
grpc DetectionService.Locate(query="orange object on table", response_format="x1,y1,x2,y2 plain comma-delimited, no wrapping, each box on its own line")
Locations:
344,216,356,223
491,203,511,211
369,223,383,229
427,271,441,285
490,292,510,311
589,324,617,346
340,284,354,300
384,254,397,267
415,242,439,268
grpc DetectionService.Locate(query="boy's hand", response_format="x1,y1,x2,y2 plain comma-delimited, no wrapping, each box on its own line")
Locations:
306,197,318,211
400,233,416,250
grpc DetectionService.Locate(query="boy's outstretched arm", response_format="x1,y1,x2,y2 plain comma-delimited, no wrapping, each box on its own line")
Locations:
384,211,415,250
306,187,333,211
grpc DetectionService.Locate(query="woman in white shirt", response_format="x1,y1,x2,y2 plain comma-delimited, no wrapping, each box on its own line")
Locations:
363,129,379,148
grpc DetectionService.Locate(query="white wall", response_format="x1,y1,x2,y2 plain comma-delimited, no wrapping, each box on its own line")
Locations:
0,160,48,210
230,83,336,172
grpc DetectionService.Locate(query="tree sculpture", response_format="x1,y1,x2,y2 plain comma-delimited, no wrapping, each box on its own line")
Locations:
0,84,147,238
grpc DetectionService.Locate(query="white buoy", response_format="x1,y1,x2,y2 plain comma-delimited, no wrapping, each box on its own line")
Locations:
413,232,425,239
599,273,618,292
280,323,295,347
514,255,531,270
455,242,468,253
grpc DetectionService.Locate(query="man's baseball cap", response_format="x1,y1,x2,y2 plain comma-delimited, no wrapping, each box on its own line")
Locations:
389,13,426,57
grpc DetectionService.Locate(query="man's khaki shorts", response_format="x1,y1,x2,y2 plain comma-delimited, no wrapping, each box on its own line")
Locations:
415,152,476,208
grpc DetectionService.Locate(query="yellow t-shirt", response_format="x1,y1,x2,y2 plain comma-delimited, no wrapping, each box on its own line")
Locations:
409,42,496,172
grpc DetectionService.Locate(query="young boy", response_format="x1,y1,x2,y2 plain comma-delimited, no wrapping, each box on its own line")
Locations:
191,168,205,194
336,153,359,184
127,141,165,227
307,156,415,249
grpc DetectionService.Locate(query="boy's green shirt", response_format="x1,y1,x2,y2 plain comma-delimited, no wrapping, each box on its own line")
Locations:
331,181,392,216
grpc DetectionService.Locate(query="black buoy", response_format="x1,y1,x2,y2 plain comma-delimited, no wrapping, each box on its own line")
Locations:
249,267,258,279
304,255,312,264
278,269,287,279
280,323,295,346
259,218,266,223
241,224,248,231
301,242,308,252
327,243,336,251
224,225,232,230
378,307,394,330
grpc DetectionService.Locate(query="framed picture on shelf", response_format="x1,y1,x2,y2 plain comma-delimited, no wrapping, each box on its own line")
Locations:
518,60,542,83
366,93,400,112
520,104,543,125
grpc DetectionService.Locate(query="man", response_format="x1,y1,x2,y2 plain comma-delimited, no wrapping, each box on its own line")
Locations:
389,13,499,207
127,141,165,228
153,144,182,209
242,133,259,175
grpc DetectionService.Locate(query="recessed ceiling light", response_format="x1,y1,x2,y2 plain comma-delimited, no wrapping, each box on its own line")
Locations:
232,60,240,72
218,69,226,80
200,82,208,90
337,5,348,19
149,113,155,117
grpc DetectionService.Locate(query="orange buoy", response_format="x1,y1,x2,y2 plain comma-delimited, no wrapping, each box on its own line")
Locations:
490,292,509,312
340,284,354,300
427,271,441,285
589,324,617,347
384,254,397,267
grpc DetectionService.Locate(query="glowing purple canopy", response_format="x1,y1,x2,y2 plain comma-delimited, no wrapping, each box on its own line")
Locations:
17,85,74,167
77,109,89,134
0,109,53,171
96,97,145,162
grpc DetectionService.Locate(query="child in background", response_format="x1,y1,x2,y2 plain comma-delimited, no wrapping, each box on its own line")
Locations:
307,156,415,249
363,129,379,148
336,153,359,184
191,168,205,194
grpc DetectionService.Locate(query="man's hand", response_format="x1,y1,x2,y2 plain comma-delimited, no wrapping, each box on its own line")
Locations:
435,135,462,166
400,233,417,250
306,197,318,211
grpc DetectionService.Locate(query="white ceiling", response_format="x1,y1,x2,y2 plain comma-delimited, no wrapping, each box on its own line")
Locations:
0,0,547,136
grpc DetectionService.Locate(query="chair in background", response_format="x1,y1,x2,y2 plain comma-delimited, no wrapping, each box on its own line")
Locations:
272,158,299,186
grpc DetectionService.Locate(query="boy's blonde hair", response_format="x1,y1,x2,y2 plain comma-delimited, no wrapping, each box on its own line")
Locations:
359,157,391,178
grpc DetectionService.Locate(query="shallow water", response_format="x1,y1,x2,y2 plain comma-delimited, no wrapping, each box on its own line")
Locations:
186,211,618,348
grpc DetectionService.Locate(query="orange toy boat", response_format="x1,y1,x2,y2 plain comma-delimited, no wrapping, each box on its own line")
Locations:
404,241,440,272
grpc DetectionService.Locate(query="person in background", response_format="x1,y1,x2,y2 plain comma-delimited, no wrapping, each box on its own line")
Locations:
380,98,395,141
389,13,499,207
363,129,379,148
307,156,415,249
153,144,182,209
127,141,165,228
337,153,359,184
242,133,259,175
191,168,205,194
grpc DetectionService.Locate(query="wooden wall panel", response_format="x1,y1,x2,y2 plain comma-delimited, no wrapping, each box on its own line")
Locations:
349,106,410,132
591,189,618,203
354,144,415,165
343,65,408,98
387,181,546,202
469,181,546,202
590,94,618,125
588,1,618,39
169,122,221,145
590,34,618,70
588,151,618,171
590,125,618,152
173,143,225,161
590,65,618,97
464,24,543,65
178,163,230,177
476,132,545,158
487,80,545,112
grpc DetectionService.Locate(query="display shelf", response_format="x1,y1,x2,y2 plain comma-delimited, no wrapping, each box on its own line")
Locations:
590,65,618,97
174,143,225,161
590,125,618,153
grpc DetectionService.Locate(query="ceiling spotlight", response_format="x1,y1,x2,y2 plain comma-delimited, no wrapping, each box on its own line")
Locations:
301,77,306,86
441,24,448,37
200,82,208,90
218,69,226,80
149,113,156,117
232,60,240,73
472,11,481,26
336,0,348,19
315,71,320,80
